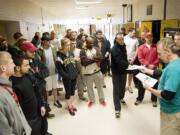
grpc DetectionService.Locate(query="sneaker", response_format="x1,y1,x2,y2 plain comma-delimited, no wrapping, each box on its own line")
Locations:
71,105,77,112
134,100,142,106
47,113,55,119
100,100,106,107
68,107,75,116
73,107,77,112
54,100,62,108
120,99,126,105
79,96,88,102
152,102,157,107
115,111,120,118
127,86,133,93
88,101,94,107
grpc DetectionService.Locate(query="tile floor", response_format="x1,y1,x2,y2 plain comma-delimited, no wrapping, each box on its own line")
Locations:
48,76,160,135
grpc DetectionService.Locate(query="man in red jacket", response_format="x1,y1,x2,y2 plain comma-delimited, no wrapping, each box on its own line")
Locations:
135,32,159,107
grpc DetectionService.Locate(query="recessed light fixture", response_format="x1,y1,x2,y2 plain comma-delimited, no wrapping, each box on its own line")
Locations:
75,0,103,5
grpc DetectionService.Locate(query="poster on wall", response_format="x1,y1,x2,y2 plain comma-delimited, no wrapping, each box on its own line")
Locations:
160,19,179,39
140,21,152,33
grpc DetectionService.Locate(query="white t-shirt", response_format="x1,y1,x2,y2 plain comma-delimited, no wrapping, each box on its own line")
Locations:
86,48,97,59
97,40,102,50
124,35,139,60
44,47,56,75
73,48,81,59
50,38,60,50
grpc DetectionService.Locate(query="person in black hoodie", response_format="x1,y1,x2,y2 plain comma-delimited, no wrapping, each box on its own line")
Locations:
11,56,42,135
56,38,79,116
20,42,53,135
111,32,129,118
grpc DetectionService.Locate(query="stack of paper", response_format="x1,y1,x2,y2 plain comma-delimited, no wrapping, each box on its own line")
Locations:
126,65,145,71
135,73,158,87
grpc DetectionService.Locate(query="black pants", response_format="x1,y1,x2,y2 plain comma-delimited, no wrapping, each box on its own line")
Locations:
107,59,111,74
133,71,157,102
63,78,76,99
41,115,48,135
100,59,108,74
36,81,49,135
112,73,127,111
28,117,41,135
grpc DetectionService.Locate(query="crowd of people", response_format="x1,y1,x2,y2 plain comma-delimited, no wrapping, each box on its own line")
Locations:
0,28,180,135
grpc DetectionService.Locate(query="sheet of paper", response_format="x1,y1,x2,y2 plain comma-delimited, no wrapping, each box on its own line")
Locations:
135,73,158,87
126,65,145,70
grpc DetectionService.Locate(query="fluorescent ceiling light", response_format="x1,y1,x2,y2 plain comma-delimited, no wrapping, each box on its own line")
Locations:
75,0,103,5
76,6,88,10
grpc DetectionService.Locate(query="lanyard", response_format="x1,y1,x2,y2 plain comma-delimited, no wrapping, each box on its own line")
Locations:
0,84,19,105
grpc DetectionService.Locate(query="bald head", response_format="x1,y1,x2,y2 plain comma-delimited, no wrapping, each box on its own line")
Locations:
0,51,12,65
0,51,15,78
86,36,94,49
50,31,56,40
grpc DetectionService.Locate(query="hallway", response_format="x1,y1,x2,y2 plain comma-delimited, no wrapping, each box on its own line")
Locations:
48,76,160,135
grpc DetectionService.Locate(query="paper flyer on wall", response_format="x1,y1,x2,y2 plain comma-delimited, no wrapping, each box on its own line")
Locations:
135,73,158,87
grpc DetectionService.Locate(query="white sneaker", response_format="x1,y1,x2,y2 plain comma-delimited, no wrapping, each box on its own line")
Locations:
115,111,120,118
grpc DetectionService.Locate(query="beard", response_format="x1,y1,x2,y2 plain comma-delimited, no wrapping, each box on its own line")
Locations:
146,39,153,44
86,44,93,49
70,37,76,41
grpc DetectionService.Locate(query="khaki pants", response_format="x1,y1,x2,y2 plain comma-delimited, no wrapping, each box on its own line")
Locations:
161,111,180,135
84,71,105,102
77,73,86,97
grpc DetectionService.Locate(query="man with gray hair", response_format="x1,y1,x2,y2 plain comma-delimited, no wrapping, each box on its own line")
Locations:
143,38,180,135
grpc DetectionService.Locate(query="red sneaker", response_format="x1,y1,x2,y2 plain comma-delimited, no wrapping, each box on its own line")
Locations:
68,107,75,116
100,101,106,107
88,101,94,107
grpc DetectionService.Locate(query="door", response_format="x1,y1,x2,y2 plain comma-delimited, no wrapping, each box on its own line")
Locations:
152,20,161,44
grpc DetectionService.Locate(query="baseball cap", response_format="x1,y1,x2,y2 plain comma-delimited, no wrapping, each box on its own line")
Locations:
41,34,50,41
21,41,37,52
